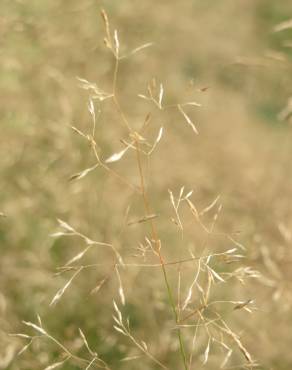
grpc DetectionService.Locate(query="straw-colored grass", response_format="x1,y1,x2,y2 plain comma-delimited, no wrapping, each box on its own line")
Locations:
1,1,292,369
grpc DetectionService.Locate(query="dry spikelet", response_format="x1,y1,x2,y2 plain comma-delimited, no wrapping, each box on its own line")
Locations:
199,86,210,92
9,333,31,339
87,98,95,120
130,131,146,142
220,349,232,368
200,195,221,216
168,189,184,232
186,198,210,233
114,29,120,57
148,126,163,155
233,299,253,311
182,259,201,310
113,325,127,336
211,203,222,227
184,189,193,199
77,77,113,101
273,18,292,32
168,189,175,209
180,101,201,107
90,277,107,295
69,164,99,181
113,300,123,323
64,246,91,266
57,219,75,233
101,9,112,49
105,146,130,163
79,328,97,356
44,357,70,370
207,266,225,283
138,93,150,101
203,338,211,364
37,314,43,328
121,42,153,59
50,267,83,306
120,355,142,362
227,235,246,251
127,213,158,226
141,340,148,351
17,339,33,356
178,104,198,134
22,321,47,335
158,83,164,109
115,266,125,305
203,269,212,304
70,125,88,139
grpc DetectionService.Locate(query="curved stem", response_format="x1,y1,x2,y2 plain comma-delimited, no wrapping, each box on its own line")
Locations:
135,139,188,370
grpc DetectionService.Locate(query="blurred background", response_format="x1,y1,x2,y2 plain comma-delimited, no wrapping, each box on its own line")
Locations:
1,1,292,369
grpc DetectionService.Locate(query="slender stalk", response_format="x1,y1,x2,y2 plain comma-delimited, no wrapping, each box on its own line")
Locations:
112,57,132,133
135,139,188,370
108,35,188,368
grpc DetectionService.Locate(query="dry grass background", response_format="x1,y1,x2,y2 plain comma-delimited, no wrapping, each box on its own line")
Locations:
1,1,292,369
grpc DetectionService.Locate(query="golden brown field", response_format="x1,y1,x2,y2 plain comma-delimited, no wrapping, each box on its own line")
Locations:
1,1,292,369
